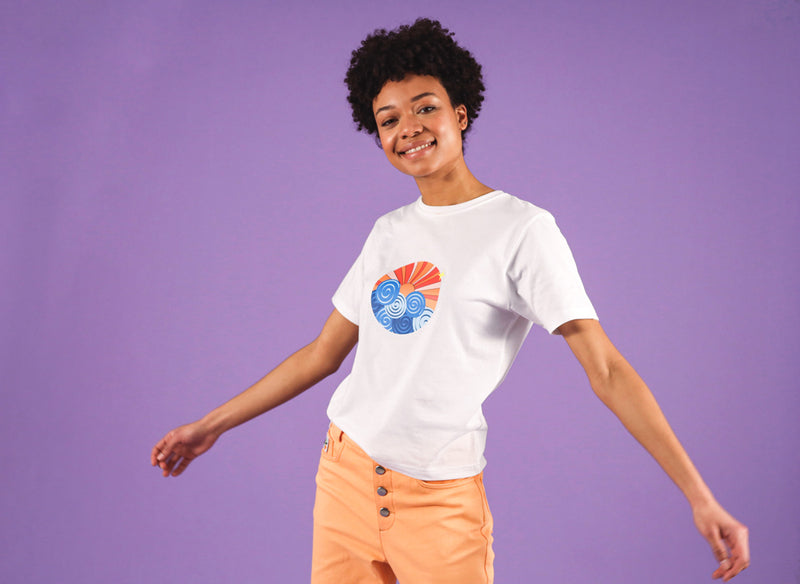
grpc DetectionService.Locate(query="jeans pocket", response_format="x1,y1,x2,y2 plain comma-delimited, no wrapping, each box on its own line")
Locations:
415,475,477,490
320,424,344,462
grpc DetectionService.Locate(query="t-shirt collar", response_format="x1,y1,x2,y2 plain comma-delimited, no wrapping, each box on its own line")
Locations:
415,190,504,216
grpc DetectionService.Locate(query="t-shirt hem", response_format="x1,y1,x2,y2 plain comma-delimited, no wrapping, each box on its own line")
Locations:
545,312,599,335
331,296,358,325
329,417,485,480
376,461,486,482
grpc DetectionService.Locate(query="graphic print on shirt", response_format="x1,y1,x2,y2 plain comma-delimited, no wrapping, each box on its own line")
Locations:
371,261,442,335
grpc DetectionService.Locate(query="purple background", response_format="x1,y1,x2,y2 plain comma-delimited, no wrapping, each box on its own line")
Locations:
2,1,798,582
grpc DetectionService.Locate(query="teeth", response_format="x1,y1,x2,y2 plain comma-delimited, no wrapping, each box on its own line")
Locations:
405,142,433,154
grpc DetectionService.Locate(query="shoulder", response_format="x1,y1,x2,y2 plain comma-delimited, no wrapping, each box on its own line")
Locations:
491,191,557,236
485,190,551,220
372,199,418,229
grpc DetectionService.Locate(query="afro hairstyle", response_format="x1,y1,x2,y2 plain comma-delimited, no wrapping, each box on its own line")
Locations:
345,18,485,144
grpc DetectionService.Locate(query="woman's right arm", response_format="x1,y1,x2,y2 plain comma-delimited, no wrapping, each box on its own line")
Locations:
150,309,359,477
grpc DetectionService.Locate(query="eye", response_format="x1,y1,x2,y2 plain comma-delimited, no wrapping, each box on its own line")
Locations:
380,117,397,128
418,105,437,114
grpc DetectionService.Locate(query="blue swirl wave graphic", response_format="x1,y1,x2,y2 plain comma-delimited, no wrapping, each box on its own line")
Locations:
371,268,438,335
384,294,407,318
412,307,434,331
404,291,426,317
370,290,383,314
375,279,400,304
392,315,414,334
375,307,393,330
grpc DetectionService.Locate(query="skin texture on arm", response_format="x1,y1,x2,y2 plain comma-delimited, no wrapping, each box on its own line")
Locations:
150,308,358,478
557,318,750,581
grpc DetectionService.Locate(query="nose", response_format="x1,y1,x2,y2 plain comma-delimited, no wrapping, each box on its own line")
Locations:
400,115,423,139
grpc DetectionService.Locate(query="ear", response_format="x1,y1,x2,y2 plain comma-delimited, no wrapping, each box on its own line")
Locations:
455,104,469,131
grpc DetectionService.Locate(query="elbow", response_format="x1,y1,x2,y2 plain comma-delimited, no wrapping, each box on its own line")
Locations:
587,356,625,404
307,339,347,380
589,372,612,404
588,355,648,412
319,357,343,378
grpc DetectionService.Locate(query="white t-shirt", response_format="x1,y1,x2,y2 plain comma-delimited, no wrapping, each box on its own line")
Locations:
329,190,597,480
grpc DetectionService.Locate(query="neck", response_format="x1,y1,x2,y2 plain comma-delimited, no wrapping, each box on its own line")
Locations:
415,165,493,207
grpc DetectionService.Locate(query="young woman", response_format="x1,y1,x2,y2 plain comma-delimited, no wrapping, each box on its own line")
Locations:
151,18,749,583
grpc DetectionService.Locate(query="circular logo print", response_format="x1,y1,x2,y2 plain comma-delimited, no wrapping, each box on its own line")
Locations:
371,261,441,335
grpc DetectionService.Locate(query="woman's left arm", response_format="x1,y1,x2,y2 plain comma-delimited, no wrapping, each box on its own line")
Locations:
557,318,750,581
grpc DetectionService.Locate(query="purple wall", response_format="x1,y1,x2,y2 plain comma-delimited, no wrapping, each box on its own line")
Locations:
2,1,797,582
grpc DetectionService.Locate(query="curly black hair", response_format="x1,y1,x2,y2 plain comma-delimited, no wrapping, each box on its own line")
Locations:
345,18,485,144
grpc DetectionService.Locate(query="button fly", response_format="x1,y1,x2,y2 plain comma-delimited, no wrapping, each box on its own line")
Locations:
379,507,390,517
375,465,386,475
377,486,387,496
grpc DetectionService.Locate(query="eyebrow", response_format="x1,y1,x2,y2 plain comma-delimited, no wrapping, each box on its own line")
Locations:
374,92,438,115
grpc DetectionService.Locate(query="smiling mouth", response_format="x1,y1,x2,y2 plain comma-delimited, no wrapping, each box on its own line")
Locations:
400,140,435,155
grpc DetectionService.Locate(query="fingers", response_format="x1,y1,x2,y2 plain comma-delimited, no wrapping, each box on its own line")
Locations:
151,437,170,466
151,423,209,478
709,529,737,580
723,524,750,580
714,561,748,582
157,451,176,476
710,522,750,581
709,526,728,562
161,453,189,477
172,457,191,477
709,529,730,580
151,431,181,477
712,558,731,580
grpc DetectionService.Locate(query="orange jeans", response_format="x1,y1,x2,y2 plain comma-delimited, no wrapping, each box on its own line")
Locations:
311,423,494,584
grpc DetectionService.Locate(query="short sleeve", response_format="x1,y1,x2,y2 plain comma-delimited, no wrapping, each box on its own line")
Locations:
332,229,374,325
507,213,598,334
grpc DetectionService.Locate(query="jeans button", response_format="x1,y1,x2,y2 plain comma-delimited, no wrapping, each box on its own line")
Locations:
375,465,386,475
377,486,387,496
379,507,390,517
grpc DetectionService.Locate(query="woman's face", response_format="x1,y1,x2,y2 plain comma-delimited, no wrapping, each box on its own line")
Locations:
372,74,468,181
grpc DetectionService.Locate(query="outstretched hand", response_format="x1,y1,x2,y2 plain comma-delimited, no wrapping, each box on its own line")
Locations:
151,421,219,477
693,500,750,581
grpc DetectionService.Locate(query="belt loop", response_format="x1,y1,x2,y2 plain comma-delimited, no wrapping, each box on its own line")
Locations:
330,422,345,443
